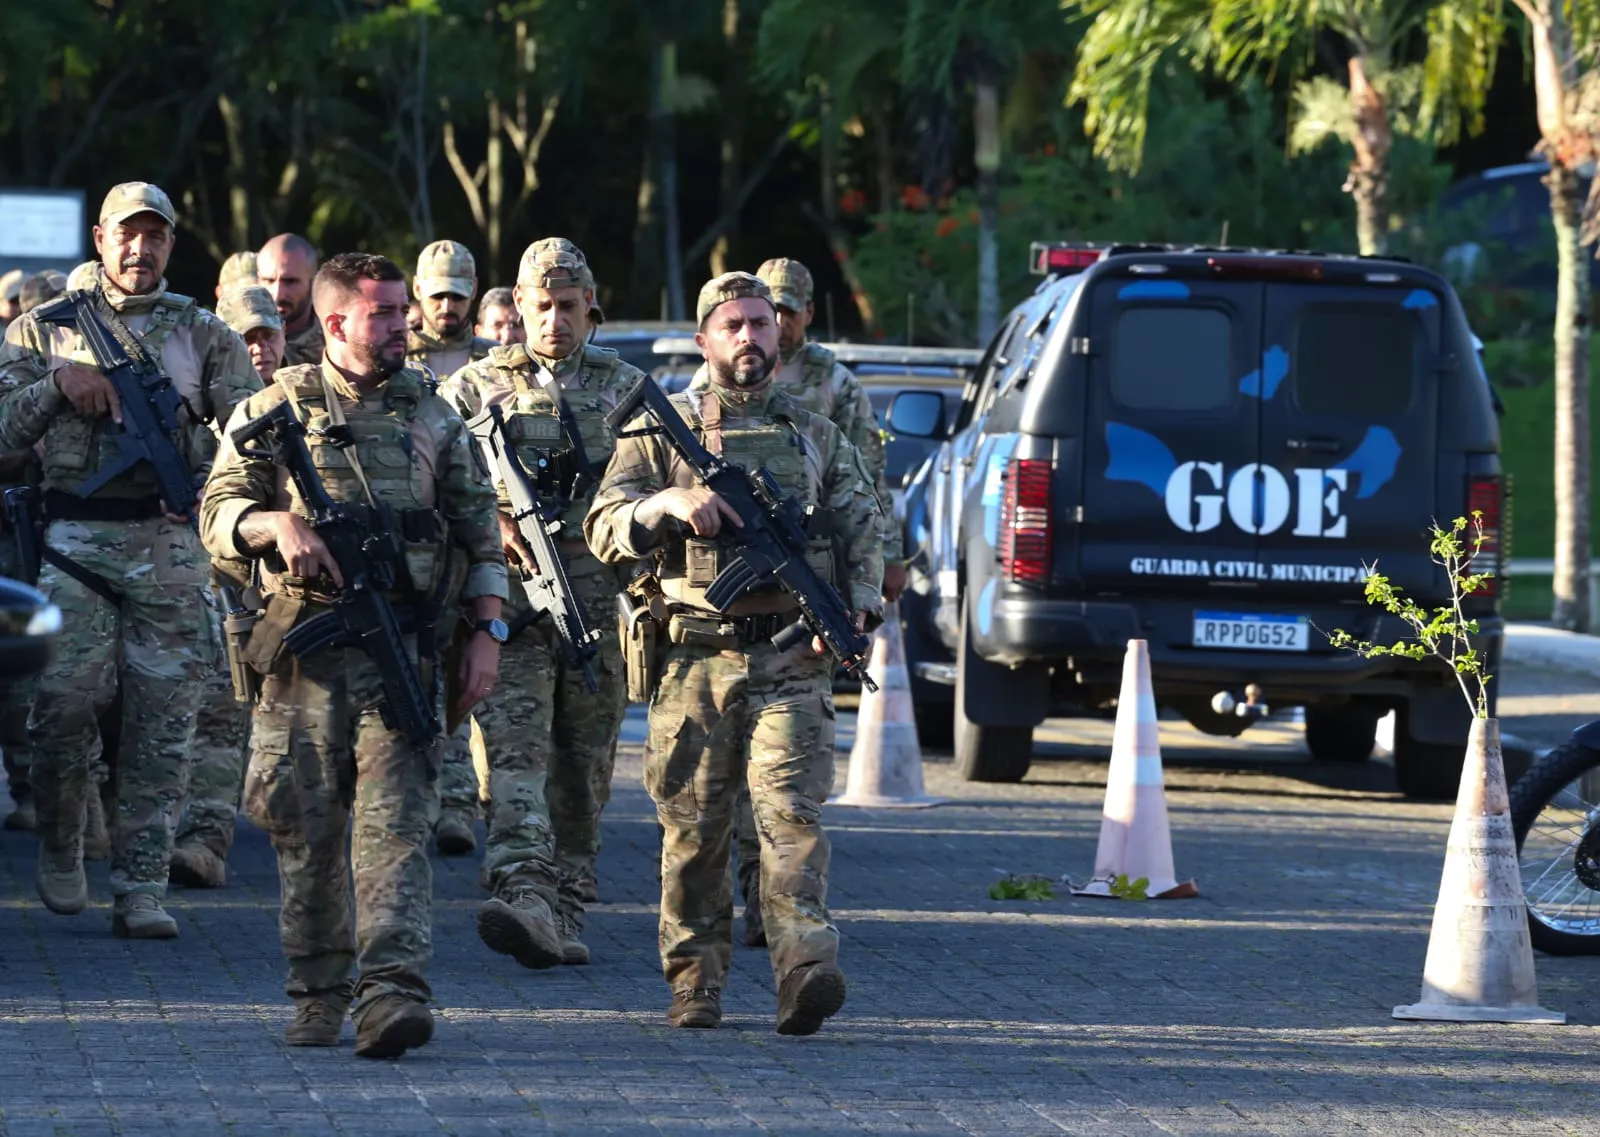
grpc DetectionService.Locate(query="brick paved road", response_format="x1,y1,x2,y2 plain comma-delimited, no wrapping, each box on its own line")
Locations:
3,674,1600,1136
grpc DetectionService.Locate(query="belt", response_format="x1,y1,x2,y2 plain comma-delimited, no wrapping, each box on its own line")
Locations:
670,607,802,647
43,489,164,522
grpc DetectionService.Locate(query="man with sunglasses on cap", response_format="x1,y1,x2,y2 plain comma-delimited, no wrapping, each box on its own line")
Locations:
440,237,640,968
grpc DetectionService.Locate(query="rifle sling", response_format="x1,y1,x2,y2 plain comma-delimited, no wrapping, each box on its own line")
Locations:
545,372,598,496
94,291,207,427
40,545,122,610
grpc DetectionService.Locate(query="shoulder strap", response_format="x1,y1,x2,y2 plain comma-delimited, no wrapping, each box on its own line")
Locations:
316,371,381,509
698,390,723,456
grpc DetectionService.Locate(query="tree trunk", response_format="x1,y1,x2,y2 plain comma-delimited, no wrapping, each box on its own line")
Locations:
1548,158,1591,632
710,0,744,278
974,81,1000,346
487,95,504,283
216,91,254,251
1345,54,1392,256
628,44,665,316
661,39,687,323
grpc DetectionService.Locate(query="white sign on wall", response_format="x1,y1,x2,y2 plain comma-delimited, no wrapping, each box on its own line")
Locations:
0,191,84,261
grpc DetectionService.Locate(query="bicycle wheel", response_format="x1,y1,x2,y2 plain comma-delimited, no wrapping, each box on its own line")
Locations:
1510,739,1600,956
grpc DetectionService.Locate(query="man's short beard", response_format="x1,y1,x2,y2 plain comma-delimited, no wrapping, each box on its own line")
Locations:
352,339,405,378
711,347,775,389
286,296,312,326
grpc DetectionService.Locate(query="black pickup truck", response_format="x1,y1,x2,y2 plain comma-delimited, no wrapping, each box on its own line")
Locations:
890,243,1505,799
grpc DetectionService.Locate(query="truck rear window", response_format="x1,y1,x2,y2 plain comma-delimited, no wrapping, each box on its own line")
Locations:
1292,308,1417,416
1111,307,1232,411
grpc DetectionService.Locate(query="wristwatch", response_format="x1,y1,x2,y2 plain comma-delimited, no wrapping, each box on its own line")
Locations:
472,618,510,644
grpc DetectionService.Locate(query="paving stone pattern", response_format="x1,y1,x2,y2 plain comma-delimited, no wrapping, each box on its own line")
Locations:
2,701,1599,1135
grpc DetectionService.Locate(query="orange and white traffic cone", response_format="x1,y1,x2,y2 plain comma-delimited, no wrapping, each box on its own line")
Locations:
1074,639,1198,899
1393,717,1563,1023
836,602,940,809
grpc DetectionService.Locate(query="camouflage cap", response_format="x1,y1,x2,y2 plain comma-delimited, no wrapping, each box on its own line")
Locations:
99,181,177,228
696,271,775,327
516,237,604,323
415,239,477,299
19,269,67,314
756,257,813,312
217,250,258,292
0,269,22,302
217,285,282,336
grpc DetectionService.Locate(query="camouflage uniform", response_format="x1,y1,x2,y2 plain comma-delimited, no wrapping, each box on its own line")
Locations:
171,287,287,884
688,258,899,939
0,184,260,924
585,274,883,1006
201,359,507,1017
19,270,68,315
408,241,496,834
441,239,638,955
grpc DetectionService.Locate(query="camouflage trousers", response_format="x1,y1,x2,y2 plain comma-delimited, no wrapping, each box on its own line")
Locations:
174,662,251,859
30,519,212,894
1,673,36,806
645,636,838,993
472,567,626,921
437,720,485,817
242,639,440,1011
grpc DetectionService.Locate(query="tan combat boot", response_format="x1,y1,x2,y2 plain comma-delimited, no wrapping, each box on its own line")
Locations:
667,988,722,1029
476,888,563,969
37,842,87,915
434,810,477,856
775,962,847,1036
169,844,227,889
111,894,179,939
556,912,590,966
285,999,347,1047
353,995,433,1059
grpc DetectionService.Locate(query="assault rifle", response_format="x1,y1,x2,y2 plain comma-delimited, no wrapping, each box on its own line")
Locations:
467,403,601,692
606,375,877,691
32,290,200,515
231,401,440,746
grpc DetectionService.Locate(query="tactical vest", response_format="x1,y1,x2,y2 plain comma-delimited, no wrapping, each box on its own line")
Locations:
276,365,447,599
659,389,834,614
42,291,210,500
485,343,621,545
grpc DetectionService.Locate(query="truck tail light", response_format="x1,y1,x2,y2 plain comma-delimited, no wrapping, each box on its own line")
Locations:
1000,458,1052,584
1465,474,1502,597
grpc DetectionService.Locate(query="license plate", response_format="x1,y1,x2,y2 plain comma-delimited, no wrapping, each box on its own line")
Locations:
1192,611,1309,651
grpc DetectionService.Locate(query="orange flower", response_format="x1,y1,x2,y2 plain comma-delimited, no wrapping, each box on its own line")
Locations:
935,216,960,238
901,184,930,210
839,188,868,216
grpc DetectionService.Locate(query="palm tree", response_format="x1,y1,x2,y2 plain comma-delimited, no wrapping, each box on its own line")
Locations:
1064,0,1506,256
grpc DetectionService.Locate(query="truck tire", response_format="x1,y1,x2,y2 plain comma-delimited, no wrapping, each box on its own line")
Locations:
953,596,1033,782
915,702,954,750
1303,705,1379,763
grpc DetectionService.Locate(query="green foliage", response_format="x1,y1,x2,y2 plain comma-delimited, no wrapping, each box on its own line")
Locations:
1326,515,1496,718
1108,874,1150,900
1495,365,1600,561
989,874,1056,900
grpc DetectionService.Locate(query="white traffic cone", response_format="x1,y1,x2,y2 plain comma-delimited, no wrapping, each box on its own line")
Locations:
836,602,940,809
1074,639,1198,899
1393,717,1563,1023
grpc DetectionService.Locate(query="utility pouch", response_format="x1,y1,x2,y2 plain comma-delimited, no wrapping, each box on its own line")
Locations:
666,612,739,650
242,592,308,676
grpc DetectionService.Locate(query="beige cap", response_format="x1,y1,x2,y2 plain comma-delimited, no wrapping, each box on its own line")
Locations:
415,240,477,299
217,285,282,336
19,270,68,314
756,257,813,312
217,251,259,292
0,269,23,302
99,181,177,228
517,237,603,323
696,271,775,327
